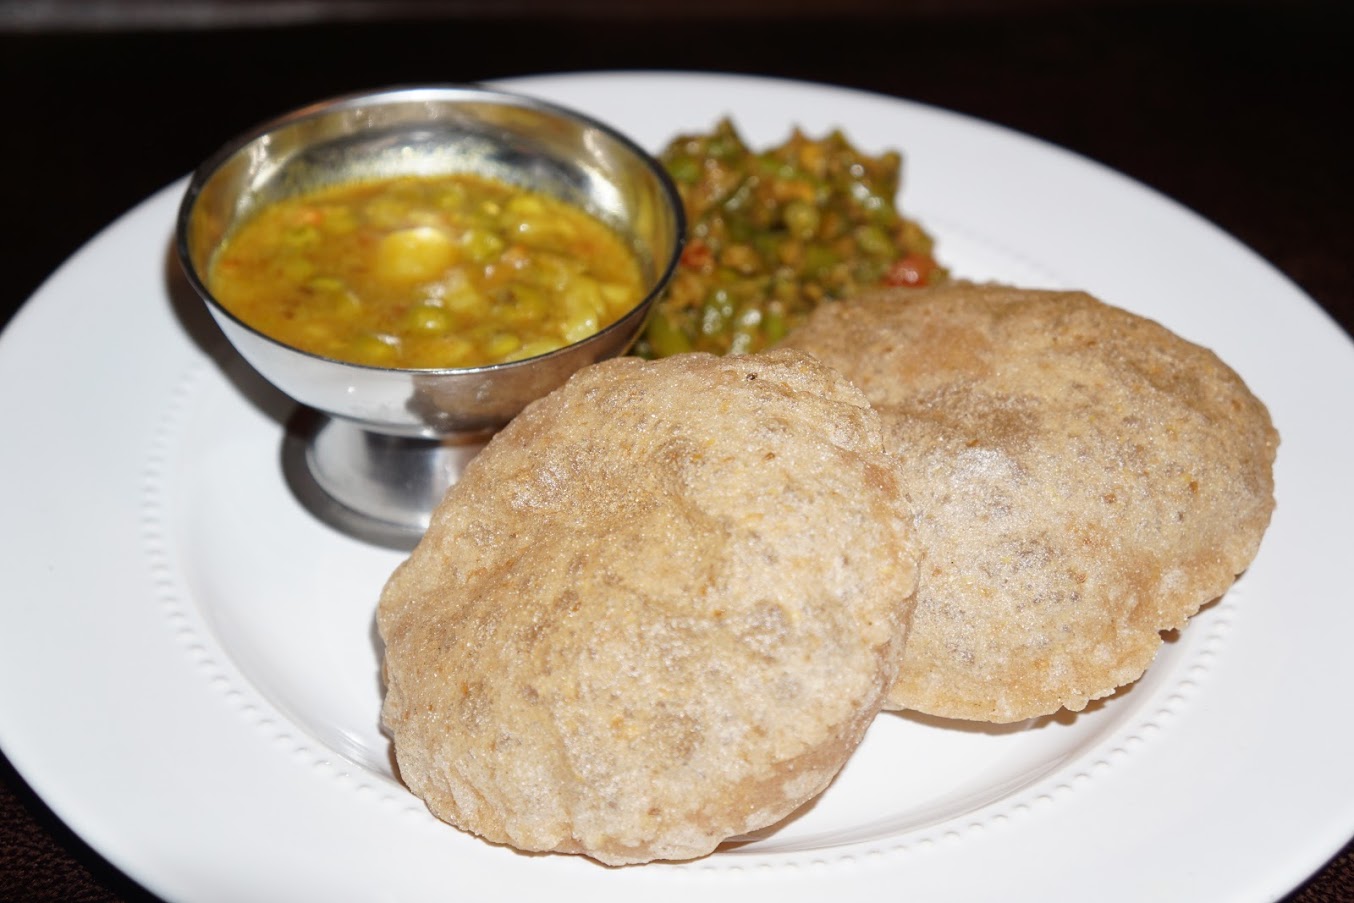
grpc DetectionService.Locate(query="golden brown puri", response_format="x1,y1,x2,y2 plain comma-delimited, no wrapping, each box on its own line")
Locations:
378,348,919,865
782,283,1278,723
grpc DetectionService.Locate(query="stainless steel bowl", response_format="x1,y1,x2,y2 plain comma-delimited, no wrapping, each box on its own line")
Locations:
176,85,684,546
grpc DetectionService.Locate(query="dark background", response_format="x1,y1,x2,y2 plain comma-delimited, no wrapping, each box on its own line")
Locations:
2,1,1351,900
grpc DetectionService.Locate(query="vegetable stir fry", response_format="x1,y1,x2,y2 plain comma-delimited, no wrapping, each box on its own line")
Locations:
637,119,947,357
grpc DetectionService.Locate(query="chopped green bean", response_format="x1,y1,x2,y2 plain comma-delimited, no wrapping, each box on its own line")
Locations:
636,118,947,357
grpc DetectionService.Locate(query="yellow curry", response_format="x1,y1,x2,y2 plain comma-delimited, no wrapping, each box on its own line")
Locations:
208,173,646,369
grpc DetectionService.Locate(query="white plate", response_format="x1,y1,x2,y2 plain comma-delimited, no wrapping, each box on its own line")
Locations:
2,71,1352,903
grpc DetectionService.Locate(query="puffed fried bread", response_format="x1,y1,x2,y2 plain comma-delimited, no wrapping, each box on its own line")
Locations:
378,348,919,864
782,283,1278,722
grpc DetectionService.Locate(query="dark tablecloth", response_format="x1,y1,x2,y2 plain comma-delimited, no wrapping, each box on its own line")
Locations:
1,5,1351,900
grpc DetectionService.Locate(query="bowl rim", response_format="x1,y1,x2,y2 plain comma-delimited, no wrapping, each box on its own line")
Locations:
174,82,685,376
